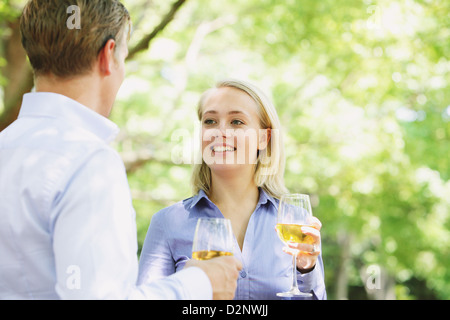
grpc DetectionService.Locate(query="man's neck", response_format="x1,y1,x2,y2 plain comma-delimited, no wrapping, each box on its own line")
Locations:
34,74,111,117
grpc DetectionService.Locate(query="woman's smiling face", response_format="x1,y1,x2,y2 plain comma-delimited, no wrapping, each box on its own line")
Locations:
200,86,269,172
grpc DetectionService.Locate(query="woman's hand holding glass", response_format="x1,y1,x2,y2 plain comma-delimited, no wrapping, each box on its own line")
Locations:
282,215,322,273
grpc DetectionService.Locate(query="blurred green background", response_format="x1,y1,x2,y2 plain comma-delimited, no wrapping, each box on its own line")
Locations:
1,0,449,299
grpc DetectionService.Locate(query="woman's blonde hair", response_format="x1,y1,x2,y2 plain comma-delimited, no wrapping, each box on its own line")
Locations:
191,78,288,199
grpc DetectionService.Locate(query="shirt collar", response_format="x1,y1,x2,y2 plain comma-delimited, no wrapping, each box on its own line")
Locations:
186,189,210,209
187,187,278,211
18,92,119,143
258,188,279,209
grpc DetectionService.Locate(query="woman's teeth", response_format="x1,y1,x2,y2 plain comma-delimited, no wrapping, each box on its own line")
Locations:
213,146,235,152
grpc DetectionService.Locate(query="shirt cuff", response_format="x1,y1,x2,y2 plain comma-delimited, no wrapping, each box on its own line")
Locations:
130,266,212,300
297,267,319,293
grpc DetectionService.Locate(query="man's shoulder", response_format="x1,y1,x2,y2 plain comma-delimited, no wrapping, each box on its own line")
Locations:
1,116,122,183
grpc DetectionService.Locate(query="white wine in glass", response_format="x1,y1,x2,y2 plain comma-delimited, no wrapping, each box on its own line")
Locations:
192,218,234,260
276,193,314,298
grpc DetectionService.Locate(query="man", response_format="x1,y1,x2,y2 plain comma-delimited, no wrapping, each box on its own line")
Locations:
0,0,241,299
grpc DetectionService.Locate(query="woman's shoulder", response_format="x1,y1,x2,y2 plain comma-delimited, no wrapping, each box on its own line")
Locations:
152,195,198,221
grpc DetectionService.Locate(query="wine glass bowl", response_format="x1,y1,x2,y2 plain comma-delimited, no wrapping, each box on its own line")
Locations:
192,217,234,260
275,223,315,246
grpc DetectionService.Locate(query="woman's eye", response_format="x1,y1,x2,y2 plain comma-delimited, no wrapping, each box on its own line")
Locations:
231,119,244,125
203,119,216,125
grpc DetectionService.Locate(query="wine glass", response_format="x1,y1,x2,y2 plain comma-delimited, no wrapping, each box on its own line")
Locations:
192,217,234,260
275,193,314,298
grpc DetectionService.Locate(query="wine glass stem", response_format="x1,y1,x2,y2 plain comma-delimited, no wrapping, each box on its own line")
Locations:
290,251,300,292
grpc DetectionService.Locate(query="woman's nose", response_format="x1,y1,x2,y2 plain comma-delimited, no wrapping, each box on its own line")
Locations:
215,122,231,137
219,123,228,136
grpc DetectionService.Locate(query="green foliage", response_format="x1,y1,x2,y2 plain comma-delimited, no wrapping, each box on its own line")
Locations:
114,0,449,299
1,0,448,300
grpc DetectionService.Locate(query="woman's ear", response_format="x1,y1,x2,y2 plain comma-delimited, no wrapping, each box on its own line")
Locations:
258,128,271,150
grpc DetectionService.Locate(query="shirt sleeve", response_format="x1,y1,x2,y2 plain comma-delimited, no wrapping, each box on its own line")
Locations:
297,253,327,300
130,266,212,300
50,147,211,299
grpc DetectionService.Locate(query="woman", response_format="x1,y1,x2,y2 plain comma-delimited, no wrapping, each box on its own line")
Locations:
138,79,326,299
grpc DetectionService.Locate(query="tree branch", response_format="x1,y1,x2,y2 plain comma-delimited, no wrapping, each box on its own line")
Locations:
122,148,188,174
185,15,236,68
127,0,188,60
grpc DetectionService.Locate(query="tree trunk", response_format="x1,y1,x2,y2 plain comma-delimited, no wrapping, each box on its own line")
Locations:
0,19,34,132
335,232,352,300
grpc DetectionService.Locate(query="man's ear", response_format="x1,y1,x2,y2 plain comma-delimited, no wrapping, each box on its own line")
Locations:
258,128,271,150
97,39,116,76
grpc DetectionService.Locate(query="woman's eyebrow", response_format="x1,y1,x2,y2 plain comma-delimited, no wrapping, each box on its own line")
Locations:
228,110,248,116
202,110,250,116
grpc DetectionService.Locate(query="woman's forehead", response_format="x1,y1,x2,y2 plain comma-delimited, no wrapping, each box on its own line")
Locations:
202,87,259,116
